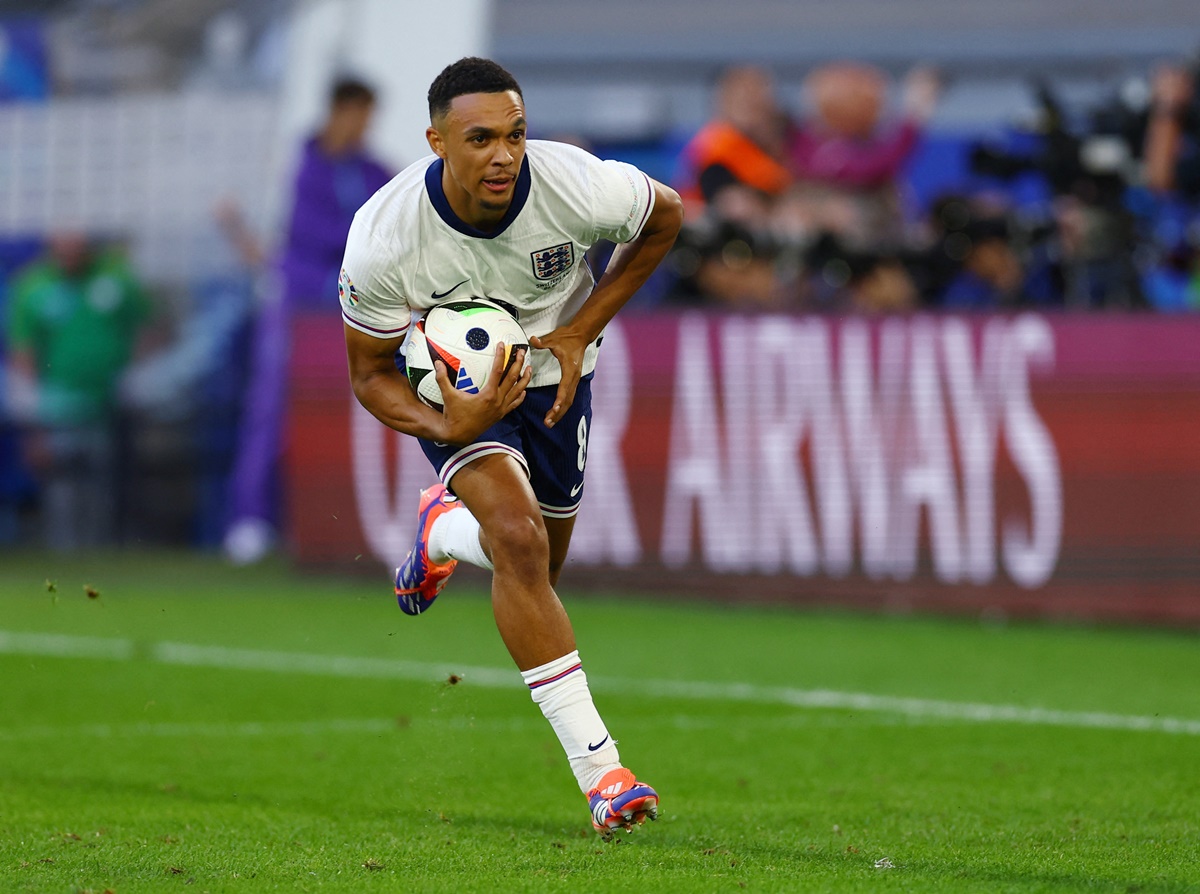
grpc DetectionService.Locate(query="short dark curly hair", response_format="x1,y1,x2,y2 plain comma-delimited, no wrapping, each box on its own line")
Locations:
428,57,523,123
330,77,376,107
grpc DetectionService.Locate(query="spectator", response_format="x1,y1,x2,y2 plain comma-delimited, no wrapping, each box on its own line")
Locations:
222,76,392,565
675,65,793,223
785,62,940,251
937,206,1060,310
1139,62,1200,310
688,222,788,308
4,232,151,550
802,232,921,314
1143,63,1200,198
667,66,799,308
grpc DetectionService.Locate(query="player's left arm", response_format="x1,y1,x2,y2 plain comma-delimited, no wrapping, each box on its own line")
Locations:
530,178,683,427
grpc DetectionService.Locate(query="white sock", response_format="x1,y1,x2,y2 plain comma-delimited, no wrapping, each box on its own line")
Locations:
428,506,493,570
521,650,621,794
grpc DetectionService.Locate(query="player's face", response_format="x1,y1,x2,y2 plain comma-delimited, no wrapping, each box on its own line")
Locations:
427,90,527,228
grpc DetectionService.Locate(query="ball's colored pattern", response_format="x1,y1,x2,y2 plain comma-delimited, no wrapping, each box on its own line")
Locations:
405,299,530,410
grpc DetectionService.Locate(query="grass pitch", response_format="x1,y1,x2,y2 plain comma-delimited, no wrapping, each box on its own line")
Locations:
1,552,1198,893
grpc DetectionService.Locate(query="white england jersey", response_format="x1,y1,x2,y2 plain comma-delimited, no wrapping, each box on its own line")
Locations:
339,139,655,387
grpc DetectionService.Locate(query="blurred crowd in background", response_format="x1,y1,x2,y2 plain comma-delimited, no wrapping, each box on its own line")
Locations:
660,60,1200,314
2,1,1200,557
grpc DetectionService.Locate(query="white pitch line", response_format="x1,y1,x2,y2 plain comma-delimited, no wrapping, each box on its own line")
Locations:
4,629,1200,737
0,717,402,742
0,713,880,744
0,629,134,660
153,640,518,688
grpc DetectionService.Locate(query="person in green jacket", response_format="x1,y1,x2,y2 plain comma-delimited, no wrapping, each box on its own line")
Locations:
5,232,149,549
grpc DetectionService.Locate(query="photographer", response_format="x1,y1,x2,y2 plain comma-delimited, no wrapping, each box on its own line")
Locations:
966,80,1148,309
1137,60,1200,311
1144,63,1200,198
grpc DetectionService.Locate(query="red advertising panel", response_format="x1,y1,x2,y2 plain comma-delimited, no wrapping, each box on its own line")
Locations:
288,312,1200,624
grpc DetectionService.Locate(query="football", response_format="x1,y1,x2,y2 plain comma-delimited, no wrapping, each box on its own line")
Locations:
405,299,531,410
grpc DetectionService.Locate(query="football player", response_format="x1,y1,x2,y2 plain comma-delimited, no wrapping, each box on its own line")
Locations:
340,56,682,837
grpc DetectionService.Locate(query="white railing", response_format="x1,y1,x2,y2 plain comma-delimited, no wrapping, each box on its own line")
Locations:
0,90,283,283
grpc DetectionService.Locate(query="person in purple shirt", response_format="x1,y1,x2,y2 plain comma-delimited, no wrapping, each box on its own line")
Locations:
785,62,940,252
224,78,392,564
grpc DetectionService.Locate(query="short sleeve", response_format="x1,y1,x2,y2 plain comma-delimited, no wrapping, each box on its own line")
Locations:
587,158,656,245
338,214,411,340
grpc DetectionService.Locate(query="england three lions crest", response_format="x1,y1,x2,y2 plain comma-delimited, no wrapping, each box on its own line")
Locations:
531,242,575,282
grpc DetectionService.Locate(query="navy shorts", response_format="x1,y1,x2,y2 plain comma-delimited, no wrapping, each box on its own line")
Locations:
418,373,593,519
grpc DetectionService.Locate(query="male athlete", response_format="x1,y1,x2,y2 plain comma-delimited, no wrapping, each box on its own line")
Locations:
339,57,683,837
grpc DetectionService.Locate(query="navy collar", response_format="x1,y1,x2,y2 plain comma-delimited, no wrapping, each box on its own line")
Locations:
425,156,531,239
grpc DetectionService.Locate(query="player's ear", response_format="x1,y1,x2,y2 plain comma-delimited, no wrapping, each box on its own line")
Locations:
426,125,446,159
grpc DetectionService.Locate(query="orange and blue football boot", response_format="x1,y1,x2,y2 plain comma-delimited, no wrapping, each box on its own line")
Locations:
394,483,460,616
587,768,659,840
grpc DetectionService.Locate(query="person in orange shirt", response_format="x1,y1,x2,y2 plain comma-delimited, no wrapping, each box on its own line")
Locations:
676,65,793,223
669,66,796,308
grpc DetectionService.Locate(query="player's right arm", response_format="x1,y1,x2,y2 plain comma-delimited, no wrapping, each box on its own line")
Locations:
344,323,529,445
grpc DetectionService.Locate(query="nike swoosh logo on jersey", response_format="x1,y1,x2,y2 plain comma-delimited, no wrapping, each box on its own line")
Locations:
431,279,469,301
569,482,584,498
587,735,609,752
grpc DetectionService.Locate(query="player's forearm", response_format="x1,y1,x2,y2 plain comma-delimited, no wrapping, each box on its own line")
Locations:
351,370,449,441
352,365,523,447
345,323,446,440
573,185,684,341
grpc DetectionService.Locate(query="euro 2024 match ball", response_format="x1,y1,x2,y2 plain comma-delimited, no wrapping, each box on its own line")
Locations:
406,299,531,410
